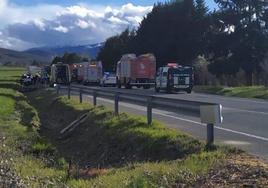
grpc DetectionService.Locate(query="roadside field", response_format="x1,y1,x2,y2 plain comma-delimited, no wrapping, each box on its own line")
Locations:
0,66,267,187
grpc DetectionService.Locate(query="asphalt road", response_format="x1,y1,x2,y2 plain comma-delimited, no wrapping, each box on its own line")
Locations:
68,84,268,161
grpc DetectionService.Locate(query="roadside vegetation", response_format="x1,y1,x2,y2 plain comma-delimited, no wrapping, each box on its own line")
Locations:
194,85,268,100
1,66,268,187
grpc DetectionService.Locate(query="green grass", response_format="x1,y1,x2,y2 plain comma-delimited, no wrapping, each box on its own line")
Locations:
28,91,203,164
25,89,228,187
68,151,224,188
0,66,230,187
194,85,268,100
0,66,67,187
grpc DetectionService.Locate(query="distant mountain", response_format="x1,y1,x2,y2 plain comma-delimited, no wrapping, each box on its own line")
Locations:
24,43,104,60
0,43,104,66
0,48,50,66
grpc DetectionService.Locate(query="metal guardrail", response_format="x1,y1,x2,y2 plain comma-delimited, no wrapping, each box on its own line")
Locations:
56,84,222,145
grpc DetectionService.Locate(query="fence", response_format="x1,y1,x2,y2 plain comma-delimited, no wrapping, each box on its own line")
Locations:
56,85,223,145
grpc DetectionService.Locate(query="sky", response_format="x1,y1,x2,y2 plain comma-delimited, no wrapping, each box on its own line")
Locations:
0,0,217,51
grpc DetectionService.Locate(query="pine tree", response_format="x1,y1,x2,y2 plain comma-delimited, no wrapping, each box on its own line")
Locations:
195,0,209,17
210,0,268,85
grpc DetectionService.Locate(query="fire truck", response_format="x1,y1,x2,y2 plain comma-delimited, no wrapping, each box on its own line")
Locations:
116,54,156,89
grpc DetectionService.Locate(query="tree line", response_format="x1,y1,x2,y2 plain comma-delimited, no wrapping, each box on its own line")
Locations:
97,0,268,86
51,53,89,65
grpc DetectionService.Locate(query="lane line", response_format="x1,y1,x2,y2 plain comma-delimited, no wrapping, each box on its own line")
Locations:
193,93,268,105
85,95,268,143
223,107,268,116
153,111,268,142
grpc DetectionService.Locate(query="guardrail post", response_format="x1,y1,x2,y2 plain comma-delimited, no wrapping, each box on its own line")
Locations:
147,96,153,125
93,91,97,106
79,89,83,103
68,85,71,99
114,92,120,115
207,124,214,146
56,85,60,95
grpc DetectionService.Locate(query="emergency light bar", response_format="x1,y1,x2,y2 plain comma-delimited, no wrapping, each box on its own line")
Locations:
167,63,179,68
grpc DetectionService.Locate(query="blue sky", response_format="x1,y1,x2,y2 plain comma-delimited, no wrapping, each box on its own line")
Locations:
0,0,218,50
10,0,217,9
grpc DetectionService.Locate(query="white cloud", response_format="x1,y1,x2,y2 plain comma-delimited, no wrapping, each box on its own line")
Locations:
59,5,103,18
33,19,46,31
0,35,37,50
53,25,69,33
107,16,129,25
76,19,96,29
0,0,62,28
0,1,152,50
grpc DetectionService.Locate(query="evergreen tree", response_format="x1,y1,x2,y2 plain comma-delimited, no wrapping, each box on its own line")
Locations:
195,0,209,17
210,0,268,85
97,29,134,71
51,56,62,65
98,0,211,70
62,53,81,64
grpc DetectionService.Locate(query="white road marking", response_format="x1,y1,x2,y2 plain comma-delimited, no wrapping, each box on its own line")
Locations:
195,93,268,105
224,107,268,116
84,95,268,143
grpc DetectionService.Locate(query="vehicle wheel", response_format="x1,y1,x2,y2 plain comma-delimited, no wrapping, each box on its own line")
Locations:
186,89,192,94
166,87,172,94
143,85,150,89
116,78,121,88
49,83,54,87
117,80,121,88
125,84,132,89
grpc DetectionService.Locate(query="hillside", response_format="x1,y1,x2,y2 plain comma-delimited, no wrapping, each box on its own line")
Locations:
0,48,50,66
0,43,103,66
25,43,103,60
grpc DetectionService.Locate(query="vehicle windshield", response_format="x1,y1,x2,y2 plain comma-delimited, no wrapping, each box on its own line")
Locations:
171,68,192,76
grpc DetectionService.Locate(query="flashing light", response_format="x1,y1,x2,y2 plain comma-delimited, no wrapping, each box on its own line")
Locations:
167,63,178,68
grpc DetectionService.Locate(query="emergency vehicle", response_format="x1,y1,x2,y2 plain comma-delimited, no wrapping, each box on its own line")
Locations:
155,63,194,93
81,60,103,85
50,63,71,86
116,54,156,89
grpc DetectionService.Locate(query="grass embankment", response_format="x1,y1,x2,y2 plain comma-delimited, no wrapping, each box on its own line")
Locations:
194,85,268,100
27,90,223,187
0,67,66,187
0,66,267,187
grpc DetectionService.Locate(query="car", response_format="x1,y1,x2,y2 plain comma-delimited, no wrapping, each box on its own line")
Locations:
101,72,117,87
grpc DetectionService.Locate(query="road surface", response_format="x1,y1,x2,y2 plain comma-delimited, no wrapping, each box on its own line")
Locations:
67,85,268,161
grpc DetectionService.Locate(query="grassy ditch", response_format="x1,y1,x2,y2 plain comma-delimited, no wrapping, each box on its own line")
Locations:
26,89,227,187
0,67,66,187
194,85,268,100
0,66,267,187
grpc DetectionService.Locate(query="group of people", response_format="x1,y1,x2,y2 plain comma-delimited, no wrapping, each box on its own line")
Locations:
20,72,50,88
